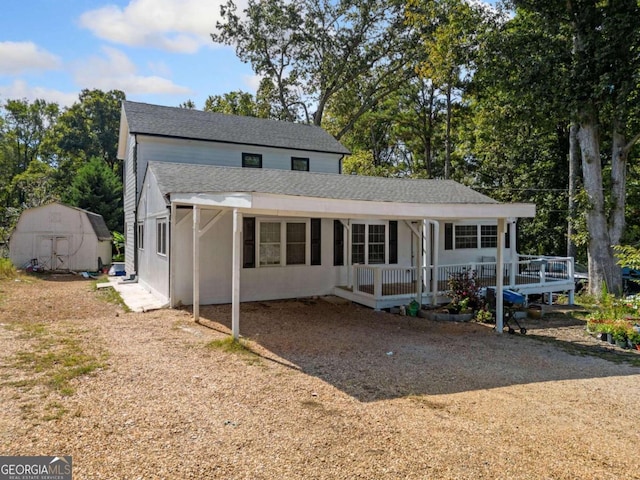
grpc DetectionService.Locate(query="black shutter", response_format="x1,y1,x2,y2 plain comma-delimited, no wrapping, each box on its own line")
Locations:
389,220,398,264
445,223,453,250
243,217,255,268
505,223,511,249
333,220,344,266
311,218,321,265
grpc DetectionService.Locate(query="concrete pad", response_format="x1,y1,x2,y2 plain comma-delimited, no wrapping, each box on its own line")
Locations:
104,277,168,313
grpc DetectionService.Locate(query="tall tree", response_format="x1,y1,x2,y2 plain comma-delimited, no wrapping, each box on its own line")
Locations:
62,156,123,232
507,0,640,294
212,0,411,138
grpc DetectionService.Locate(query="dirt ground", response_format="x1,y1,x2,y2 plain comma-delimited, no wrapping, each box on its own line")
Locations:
1,274,639,480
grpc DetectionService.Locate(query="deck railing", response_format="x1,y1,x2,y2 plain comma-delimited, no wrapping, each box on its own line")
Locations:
351,255,575,302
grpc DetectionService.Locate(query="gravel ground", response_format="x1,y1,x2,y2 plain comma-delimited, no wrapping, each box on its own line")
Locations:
1,274,639,479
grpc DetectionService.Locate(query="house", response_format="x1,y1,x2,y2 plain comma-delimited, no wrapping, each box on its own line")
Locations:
9,203,112,272
118,101,575,337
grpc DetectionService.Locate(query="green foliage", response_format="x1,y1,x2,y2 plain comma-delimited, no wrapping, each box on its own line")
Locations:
0,258,17,279
204,90,270,118
614,244,640,270
62,157,123,232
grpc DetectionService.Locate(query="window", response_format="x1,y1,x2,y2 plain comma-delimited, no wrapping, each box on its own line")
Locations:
368,224,386,264
352,224,365,264
256,220,311,266
351,223,388,264
259,222,281,266
157,218,168,256
137,222,144,250
291,157,309,171
286,223,306,265
481,225,498,248
455,225,477,249
242,152,262,168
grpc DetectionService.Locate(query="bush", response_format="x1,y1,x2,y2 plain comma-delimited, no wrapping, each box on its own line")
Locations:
0,258,17,279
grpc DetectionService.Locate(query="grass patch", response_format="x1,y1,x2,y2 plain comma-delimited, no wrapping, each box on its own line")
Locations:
206,336,261,364
5,322,108,397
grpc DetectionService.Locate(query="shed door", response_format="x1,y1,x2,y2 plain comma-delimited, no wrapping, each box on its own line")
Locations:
37,237,53,270
37,236,70,271
53,236,69,270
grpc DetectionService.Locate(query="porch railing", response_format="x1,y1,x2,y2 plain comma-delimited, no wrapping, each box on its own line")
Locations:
351,255,575,302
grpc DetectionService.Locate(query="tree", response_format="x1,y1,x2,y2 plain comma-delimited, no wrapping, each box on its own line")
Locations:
204,90,263,117
212,0,411,138
62,156,123,232
507,0,640,295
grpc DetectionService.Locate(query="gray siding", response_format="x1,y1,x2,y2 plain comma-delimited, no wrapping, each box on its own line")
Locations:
124,134,136,275
137,136,342,174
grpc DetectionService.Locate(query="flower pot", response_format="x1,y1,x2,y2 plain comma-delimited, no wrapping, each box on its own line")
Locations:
607,333,615,344
527,304,543,319
615,339,628,349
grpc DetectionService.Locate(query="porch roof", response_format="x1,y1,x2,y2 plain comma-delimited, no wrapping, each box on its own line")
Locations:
150,162,536,220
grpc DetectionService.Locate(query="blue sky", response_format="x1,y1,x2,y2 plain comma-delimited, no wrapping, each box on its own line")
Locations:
0,0,256,108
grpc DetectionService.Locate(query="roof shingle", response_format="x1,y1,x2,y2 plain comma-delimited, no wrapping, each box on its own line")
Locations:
149,162,499,205
123,101,350,155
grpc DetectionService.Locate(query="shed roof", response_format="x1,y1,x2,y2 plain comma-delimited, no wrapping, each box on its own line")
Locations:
122,101,350,155
19,203,112,241
149,162,498,205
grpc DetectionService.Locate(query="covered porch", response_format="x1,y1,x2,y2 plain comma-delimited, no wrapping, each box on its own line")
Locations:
333,254,577,310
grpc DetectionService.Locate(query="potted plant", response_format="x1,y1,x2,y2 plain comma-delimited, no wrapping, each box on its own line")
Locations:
627,329,640,350
612,322,629,349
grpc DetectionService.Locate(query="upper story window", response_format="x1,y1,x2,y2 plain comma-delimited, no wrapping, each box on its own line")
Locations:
242,153,262,168
291,157,309,171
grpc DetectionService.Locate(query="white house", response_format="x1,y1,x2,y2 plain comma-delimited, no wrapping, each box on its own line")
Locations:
10,203,112,272
118,101,575,337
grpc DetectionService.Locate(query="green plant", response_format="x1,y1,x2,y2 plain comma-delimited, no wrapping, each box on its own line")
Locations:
447,269,481,311
475,307,493,324
0,258,17,279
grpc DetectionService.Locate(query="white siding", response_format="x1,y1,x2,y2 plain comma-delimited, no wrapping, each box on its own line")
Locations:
136,136,342,174
438,220,513,266
136,170,170,300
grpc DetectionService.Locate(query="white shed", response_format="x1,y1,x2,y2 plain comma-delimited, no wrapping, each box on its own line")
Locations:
10,203,112,272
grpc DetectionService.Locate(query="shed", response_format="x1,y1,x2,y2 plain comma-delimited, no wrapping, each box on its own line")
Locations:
9,203,112,272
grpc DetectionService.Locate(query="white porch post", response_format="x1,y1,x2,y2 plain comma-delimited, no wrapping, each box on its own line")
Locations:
193,205,200,322
416,221,424,306
169,202,176,308
496,218,506,333
509,219,517,288
431,220,439,305
231,209,242,340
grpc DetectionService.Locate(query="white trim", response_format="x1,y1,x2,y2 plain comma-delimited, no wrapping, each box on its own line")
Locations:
170,192,536,220
255,218,310,268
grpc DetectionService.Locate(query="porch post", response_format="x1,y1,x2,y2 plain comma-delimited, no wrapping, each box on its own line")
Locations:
509,219,517,288
231,208,242,340
416,221,423,306
496,218,505,333
431,221,439,305
169,202,176,308
193,205,200,322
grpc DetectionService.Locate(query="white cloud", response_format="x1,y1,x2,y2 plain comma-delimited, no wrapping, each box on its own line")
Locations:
79,0,246,53
242,74,262,93
0,80,77,106
0,41,61,75
73,46,191,95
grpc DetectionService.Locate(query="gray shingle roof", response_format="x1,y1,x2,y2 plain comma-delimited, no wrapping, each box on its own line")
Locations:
149,162,498,205
123,101,350,155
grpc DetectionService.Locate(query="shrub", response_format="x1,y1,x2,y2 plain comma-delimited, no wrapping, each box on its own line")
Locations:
447,269,481,311
0,258,17,279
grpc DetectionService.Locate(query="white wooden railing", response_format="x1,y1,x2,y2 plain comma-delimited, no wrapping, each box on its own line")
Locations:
351,255,575,302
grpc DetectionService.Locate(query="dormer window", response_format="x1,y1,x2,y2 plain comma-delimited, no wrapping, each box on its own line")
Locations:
242,153,262,168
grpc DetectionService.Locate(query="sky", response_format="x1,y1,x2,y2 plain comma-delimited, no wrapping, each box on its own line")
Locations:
0,0,256,109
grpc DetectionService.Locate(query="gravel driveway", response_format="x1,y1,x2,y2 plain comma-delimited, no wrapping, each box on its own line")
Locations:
1,275,639,479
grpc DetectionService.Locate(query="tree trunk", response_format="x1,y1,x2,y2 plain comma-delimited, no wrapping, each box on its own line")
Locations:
578,120,621,295
444,85,452,179
567,123,579,259
609,119,626,245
